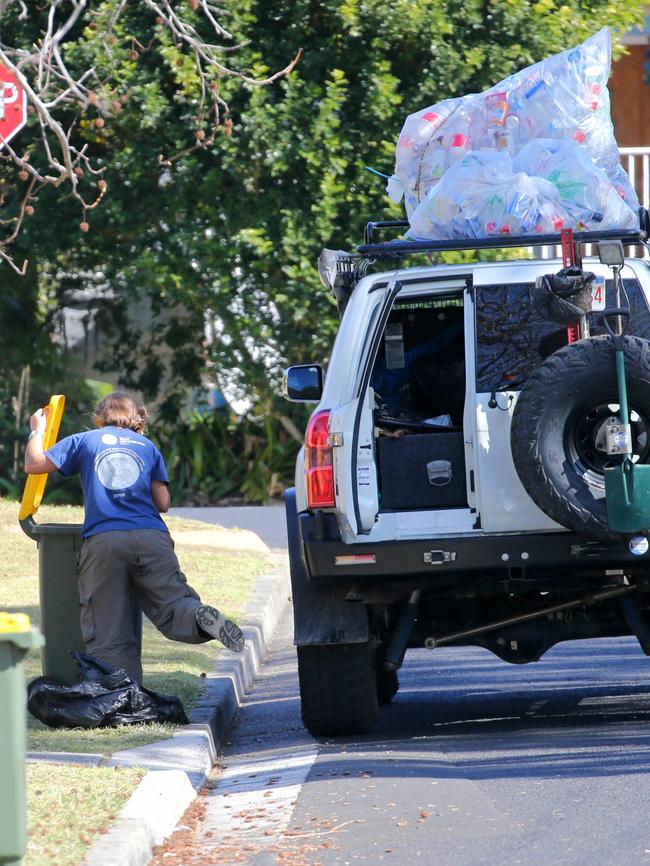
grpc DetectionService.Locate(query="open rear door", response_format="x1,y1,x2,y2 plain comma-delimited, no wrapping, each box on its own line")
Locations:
328,387,378,539
328,277,403,539
462,282,478,515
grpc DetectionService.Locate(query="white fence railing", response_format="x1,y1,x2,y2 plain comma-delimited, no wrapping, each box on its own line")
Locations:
621,146,650,213
538,146,650,259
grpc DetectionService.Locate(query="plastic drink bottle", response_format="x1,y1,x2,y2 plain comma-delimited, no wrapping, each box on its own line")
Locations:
485,92,508,126
497,115,520,156
522,79,556,137
386,176,404,203
428,137,448,182
417,110,441,136
448,134,468,165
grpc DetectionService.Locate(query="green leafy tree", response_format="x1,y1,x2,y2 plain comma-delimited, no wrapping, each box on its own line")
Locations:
0,0,298,494
1,0,645,500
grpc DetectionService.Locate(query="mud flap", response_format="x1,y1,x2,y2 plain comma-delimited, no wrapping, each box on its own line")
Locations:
285,488,369,646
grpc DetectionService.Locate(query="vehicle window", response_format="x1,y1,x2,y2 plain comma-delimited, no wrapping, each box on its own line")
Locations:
371,295,465,423
475,278,650,393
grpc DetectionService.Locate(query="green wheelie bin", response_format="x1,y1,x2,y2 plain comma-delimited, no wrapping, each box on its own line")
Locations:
19,517,85,685
0,612,43,866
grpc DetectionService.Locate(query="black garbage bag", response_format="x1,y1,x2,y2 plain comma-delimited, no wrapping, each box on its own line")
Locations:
533,266,596,324
27,652,189,728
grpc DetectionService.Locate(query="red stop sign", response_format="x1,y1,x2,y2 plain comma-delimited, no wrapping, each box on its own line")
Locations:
0,64,26,148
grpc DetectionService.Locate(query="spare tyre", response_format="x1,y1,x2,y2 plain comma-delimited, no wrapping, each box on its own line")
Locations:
511,335,650,540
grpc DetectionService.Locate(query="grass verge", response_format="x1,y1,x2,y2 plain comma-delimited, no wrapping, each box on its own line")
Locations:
25,763,145,866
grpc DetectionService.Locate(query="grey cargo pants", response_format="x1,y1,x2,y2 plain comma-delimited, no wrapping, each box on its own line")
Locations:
77,529,209,683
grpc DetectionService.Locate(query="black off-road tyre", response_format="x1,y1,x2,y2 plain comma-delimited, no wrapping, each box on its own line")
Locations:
376,667,399,706
297,642,379,736
511,335,650,540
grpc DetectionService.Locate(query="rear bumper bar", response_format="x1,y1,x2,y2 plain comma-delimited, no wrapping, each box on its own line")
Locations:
300,512,649,582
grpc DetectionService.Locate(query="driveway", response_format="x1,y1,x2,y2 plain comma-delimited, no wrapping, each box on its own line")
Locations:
168,504,288,550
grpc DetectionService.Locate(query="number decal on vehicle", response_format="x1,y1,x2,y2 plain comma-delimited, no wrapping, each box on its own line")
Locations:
590,275,606,311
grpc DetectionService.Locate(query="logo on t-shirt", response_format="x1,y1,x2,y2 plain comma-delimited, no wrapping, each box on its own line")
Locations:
95,448,144,491
101,433,118,445
119,436,146,447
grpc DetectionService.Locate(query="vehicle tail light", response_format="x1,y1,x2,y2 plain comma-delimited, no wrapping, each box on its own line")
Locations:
305,410,336,508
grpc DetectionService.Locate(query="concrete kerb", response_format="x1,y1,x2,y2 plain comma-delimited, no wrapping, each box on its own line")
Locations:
79,559,291,866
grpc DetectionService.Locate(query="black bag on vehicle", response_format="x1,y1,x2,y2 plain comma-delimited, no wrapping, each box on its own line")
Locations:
532,266,596,324
27,652,189,728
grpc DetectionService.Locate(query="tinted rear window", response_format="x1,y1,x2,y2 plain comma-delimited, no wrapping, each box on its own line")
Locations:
475,278,650,392
371,296,465,420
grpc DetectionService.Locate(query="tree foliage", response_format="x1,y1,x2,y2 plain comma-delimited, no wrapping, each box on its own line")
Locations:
2,0,646,500
0,0,299,271
178,0,646,411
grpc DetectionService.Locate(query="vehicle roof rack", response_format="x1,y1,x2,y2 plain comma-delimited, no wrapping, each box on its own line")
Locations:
357,207,650,259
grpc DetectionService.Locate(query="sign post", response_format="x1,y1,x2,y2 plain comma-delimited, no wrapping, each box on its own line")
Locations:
0,65,26,148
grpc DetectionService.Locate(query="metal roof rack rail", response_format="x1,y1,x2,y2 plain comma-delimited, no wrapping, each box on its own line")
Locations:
357,207,650,259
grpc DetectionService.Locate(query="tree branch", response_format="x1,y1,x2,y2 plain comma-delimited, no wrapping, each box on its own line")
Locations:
0,0,300,268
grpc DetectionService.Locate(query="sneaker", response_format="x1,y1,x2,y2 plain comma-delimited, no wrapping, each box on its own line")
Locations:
195,604,245,653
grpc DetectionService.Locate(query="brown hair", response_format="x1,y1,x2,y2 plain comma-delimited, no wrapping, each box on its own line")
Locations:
93,392,148,434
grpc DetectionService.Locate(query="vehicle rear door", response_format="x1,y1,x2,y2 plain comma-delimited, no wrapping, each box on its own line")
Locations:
328,277,403,539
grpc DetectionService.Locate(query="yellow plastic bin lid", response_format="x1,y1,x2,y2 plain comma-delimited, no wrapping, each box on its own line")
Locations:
19,394,66,522
0,612,44,649
0,612,31,633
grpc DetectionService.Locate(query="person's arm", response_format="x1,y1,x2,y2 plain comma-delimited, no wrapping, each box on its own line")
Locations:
151,480,170,513
24,408,57,475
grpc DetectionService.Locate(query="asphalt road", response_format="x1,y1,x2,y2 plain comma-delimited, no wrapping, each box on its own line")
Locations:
153,605,650,866
169,505,288,550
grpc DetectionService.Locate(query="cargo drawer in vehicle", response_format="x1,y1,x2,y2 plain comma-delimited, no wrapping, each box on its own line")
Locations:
377,430,467,510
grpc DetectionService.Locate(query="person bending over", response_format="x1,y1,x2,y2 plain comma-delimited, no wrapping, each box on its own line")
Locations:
24,391,244,683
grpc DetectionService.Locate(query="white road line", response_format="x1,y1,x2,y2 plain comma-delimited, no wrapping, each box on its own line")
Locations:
202,749,320,846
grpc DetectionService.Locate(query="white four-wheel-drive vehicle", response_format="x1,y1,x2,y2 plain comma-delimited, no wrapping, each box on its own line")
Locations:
284,213,650,737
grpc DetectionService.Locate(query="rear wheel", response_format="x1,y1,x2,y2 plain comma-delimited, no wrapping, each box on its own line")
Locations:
297,642,379,736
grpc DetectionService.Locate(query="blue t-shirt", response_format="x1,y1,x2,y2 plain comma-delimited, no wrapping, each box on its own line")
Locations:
45,426,169,538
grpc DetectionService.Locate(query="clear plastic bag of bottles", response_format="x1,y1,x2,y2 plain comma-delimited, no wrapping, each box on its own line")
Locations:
515,139,639,230
389,28,639,240
408,141,639,241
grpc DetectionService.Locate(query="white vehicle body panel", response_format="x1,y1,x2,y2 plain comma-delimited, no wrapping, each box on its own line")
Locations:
364,508,478,543
293,256,650,543
294,446,307,513
474,392,563,532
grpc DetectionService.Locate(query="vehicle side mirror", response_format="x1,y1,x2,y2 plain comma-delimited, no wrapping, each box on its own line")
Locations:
283,365,324,402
